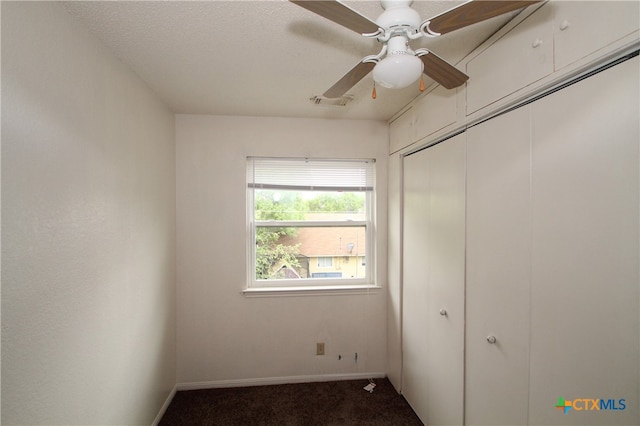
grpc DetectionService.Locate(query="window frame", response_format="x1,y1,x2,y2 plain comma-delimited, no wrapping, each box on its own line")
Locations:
245,157,376,292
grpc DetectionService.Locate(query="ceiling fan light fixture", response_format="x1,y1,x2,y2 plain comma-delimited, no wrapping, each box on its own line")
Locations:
373,53,423,89
290,0,536,97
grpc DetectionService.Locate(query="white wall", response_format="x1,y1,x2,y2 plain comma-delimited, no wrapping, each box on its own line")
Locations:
1,3,176,425
176,115,388,384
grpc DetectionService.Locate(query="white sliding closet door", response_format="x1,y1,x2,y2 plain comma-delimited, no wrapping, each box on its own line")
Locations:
402,133,466,426
465,106,532,425
529,57,639,425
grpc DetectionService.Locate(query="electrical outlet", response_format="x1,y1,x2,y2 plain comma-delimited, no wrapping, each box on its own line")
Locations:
316,342,325,356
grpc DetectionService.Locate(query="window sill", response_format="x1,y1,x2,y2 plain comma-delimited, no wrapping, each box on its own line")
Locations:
242,284,382,297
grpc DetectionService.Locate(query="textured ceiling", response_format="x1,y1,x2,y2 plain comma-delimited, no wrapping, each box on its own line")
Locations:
64,0,519,121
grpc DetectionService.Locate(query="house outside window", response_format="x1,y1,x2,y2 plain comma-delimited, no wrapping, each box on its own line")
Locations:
247,157,375,289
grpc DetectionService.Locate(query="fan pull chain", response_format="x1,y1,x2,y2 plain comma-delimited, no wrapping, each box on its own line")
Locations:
372,82,377,99
419,76,425,92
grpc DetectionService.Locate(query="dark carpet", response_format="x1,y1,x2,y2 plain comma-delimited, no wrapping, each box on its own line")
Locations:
159,378,423,425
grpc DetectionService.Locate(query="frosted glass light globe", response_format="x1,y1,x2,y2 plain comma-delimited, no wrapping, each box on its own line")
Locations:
373,54,424,89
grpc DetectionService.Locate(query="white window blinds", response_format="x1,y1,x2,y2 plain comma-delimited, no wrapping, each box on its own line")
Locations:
247,157,375,192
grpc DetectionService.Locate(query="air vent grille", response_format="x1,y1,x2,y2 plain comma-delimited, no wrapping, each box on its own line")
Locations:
310,95,354,106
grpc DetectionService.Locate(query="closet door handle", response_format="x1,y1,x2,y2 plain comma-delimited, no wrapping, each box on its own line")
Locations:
439,309,447,316
486,335,497,344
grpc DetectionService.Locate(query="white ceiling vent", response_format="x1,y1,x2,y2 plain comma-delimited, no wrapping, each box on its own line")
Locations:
310,95,354,106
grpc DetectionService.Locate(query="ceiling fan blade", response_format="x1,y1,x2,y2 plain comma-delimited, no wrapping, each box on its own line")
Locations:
323,61,376,98
290,1,381,35
423,1,541,36
420,52,469,89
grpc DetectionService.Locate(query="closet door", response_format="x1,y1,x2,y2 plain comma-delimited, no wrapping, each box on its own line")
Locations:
402,134,466,425
529,56,639,425
465,106,532,425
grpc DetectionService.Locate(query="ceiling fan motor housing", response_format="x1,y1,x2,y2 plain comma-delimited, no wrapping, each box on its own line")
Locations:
376,0,421,32
380,0,414,11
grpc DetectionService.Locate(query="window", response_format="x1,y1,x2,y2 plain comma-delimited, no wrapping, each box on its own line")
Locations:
317,257,333,268
247,157,375,290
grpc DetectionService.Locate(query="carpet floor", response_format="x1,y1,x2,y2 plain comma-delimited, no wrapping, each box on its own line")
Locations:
159,378,423,425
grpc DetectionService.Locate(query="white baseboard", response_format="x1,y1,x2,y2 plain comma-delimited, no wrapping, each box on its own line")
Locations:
176,372,386,391
151,384,177,426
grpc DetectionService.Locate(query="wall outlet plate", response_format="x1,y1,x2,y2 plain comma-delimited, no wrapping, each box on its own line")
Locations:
316,342,325,356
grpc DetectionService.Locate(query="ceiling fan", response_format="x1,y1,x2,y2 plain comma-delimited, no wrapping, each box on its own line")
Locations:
291,0,541,98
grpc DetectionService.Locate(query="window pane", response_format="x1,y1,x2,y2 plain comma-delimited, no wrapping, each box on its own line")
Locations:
255,225,366,280
255,189,366,221
317,257,333,268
